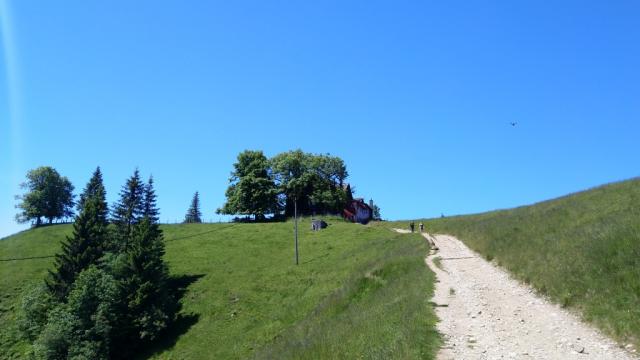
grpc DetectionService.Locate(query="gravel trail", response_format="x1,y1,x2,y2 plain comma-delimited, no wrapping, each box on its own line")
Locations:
413,232,637,360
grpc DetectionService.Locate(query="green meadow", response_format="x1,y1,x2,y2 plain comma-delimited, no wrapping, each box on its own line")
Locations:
0,218,440,359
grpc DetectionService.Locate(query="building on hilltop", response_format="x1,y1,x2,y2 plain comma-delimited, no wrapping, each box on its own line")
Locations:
343,198,373,224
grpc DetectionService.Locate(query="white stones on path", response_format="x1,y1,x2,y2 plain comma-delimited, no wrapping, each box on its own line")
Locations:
417,233,638,360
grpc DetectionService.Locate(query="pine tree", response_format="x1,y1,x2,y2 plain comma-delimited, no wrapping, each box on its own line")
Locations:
184,191,202,223
111,169,145,252
120,217,173,342
143,176,159,223
77,167,106,218
47,169,109,301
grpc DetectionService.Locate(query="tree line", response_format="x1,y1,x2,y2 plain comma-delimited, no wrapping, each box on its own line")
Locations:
15,167,206,226
18,167,174,359
15,150,379,227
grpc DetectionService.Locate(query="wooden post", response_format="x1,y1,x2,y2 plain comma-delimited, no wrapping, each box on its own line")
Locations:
294,197,299,265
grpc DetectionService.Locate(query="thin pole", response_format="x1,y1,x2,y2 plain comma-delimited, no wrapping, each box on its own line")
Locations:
294,196,299,265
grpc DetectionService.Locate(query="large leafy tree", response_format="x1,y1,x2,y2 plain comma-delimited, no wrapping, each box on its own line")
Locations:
15,166,75,226
184,191,202,223
111,169,145,252
270,150,349,216
47,168,109,301
217,150,278,220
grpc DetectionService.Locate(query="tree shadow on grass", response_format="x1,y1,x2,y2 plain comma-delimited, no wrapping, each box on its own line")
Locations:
135,274,205,359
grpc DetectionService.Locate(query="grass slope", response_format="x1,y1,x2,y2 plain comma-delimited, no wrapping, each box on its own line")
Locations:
0,218,440,359
422,178,640,348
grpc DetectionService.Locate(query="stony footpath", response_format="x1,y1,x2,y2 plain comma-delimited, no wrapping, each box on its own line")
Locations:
396,230,638,360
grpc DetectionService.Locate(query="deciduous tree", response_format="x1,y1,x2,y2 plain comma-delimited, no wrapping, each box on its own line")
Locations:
217,150,278,220
15,166,75,226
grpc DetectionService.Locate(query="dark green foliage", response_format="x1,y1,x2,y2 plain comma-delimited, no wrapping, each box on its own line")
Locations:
184,191,202,223
120,218,172,341
33,267,120,360
46,171,109,301
77,167,107,219
15,166,75,226
219,150,352,219
17,284,55,341
109,176,173,352
143,176,159,223
12,168,175,359
270,150,349,216
217,150,279,220
111,169,145,252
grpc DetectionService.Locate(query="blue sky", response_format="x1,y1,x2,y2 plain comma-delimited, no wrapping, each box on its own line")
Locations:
1,0,639,238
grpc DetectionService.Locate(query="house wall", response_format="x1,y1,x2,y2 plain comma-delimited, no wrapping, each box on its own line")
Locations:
355,206,371,223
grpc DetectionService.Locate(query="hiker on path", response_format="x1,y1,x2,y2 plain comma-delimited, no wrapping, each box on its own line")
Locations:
410,222,415,233
419,222,424,232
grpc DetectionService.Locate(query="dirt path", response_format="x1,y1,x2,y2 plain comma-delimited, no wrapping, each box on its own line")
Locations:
408,232,638,359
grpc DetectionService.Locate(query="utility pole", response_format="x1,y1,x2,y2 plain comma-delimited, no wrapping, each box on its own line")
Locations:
294,196,299,265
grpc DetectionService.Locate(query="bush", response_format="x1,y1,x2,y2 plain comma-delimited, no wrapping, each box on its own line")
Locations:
17,284,55,341
32,267,120,360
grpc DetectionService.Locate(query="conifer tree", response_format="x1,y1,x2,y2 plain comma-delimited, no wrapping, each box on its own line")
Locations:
115,177,173,346
119,217,172,342
143,175,159,223
184,191,202,223
47,168,109,301
111,169,145,251
77,167,107,217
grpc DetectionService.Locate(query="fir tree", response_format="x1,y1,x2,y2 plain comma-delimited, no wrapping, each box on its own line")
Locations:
119,217,173,342
111,169,145,252
111,175,173,351
184,191,202,223
143,176,159,223
77,167,106,218
46,169,109,301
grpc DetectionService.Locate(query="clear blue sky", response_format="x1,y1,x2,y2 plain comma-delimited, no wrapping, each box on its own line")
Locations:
1,0,639,238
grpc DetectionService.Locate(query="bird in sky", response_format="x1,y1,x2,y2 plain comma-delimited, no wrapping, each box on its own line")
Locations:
510,122,518,127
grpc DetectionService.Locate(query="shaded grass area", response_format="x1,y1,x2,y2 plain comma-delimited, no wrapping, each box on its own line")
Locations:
421,178,640,348
1,218,440,359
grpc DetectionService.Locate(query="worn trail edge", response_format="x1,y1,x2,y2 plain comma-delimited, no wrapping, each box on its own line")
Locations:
414,232,638,360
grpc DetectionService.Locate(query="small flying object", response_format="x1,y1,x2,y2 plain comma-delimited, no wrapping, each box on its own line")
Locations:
510,122,518,127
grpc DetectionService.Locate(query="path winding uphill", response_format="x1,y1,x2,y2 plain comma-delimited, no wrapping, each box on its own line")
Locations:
404,230,638,359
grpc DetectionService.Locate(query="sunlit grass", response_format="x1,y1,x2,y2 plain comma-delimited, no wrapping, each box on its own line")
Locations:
0,218,440,359
421,178,640,348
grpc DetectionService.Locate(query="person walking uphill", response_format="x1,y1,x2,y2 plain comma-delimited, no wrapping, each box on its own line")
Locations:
419,222,424,232
410,222,415,233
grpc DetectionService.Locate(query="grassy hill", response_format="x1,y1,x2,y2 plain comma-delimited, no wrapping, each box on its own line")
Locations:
0,218,440,359
422,178,640,348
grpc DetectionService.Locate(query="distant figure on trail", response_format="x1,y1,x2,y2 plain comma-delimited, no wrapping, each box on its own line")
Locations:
419,222,424,232
409,222,415,233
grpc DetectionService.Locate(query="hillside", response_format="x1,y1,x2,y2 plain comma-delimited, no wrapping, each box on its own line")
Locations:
0,219,440,359
423,178,640,348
